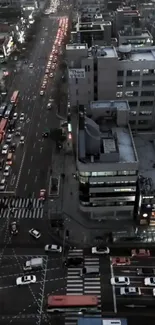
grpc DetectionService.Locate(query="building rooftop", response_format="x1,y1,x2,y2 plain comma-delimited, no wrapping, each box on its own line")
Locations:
119,29,152,38
88,46,117,58
134,135,155,192
78,100,138,165
130,48,155,61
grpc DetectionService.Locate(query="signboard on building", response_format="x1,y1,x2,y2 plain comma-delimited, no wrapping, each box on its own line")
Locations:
69,69,85,79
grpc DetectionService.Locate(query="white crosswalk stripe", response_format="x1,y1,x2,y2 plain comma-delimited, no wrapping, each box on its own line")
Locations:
0,197,44,219
65,251,101,325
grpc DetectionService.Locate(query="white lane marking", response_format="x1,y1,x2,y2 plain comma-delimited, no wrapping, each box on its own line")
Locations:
110,257,117,313
28,169,30,175
31,156,33,161
15,152,25,190
10,174,16,186
40,147,43,153
35,176,38,183
24,184,27,191
36,132,38,137
45,118,47,123
33,143,36,148
38,123,40,127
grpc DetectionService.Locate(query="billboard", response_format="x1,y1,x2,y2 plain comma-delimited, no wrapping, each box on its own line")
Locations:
69,69,85,79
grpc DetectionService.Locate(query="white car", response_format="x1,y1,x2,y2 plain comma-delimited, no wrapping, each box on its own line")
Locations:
91,246,110,255
6,134,12,144
20,113,24,121
49,73,54,78
2,144,9,155
120,287,141,296
144,277,155,286
45,244,62,253
29,228,41,239
20,136,25,144
16,275,36,286
13,112,18,120
3,165,10,177
111,276,130,286
29,63,34,68
40,90,44,96
0,178,6,191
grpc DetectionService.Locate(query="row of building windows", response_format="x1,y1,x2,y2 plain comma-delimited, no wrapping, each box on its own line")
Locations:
80,200,135,207
129,101,153,107
117,89,155,97
130,111,152,116
79,171,137,177
118,80,155,87
117,69,155,77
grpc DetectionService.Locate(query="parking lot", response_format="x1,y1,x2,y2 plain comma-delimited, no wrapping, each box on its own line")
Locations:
0,254,66,324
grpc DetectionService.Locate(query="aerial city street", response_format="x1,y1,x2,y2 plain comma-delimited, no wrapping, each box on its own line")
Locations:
0,0,155,324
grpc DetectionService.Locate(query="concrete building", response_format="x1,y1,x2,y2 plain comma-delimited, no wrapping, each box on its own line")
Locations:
118,28,153,48
0,0,39,8
115,6,141,34
66,43,155,129
71,19,112,46
77,100,139,219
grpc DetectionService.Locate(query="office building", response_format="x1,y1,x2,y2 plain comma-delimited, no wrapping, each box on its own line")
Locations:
66,43,155,129
118,28,153,48
115,6,141,34
77,100,139,219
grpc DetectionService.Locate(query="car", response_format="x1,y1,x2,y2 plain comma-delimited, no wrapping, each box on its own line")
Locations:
16,275,36,286
29,228,41,239
110,276,130,286
20,136,25,144
44,244,62,253
120,287,141,296
40,90,44,96
42,131,49,138
15,127,21,136
64,257,83,267
2,144,9,155
0,158,4,170
29,63,34,68
49,72,54,78
10,221,18,235
45,69,49,74
112,257,131,266
144,277,155,286
153,288,155,296
47,102,52,109
10,143,16,152
20,113,24,121
6,134,12,144
3,165,10,177
131,249,150,257
44,74,48,80
47,64,51,68
92,246,110,255
137,268,155,276
0,178,6,191
42,84,46,89
13,112,18,120
39,189,46,200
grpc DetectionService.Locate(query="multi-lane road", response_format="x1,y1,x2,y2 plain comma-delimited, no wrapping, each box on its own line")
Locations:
0,248,155,324
5,14,61,197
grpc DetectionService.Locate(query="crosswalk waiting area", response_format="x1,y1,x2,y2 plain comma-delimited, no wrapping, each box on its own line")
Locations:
65,248,101,325
0,198,44,219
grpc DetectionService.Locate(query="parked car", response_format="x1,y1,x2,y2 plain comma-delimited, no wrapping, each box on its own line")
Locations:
112,257,131,266
131,249,150,257
144,277,155,286
29,228,41,239
91,246,110,255
2,144,9,155
6,134,12,144
137,268,155,276
16,275,36,286
111,276,130,286
0,178,6,191
64,257,83,267
39,189,46,200
120,287,141,296
19,113,24,122
20,136,25,144
10,221,18,235
3,165,10,177
44,244,62,253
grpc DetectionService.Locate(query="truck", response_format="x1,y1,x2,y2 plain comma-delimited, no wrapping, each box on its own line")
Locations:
23,257,43,271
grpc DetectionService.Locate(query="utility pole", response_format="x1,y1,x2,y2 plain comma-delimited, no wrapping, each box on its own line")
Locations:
61,226,66,265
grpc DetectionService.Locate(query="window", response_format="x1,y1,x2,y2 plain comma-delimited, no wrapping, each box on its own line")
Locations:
139,111,152,116
138,120,149,125
142,80,155,87
116,92,123,98
140,101,153,107
85,65,87,72
130,111,137,116
127,70,132,76
88,65,90,72
75,78,78,84
132,69,140,76
117,81,123,87
143,69,149,75
125,91,138,97
76,89,79,96
141,91,154,97
91,171,117,176
126,81,139,87
117,70,124,76
129,101,137,107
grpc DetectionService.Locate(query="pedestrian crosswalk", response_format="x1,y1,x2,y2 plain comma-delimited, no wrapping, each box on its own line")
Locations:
0,198,43,208
65,249,101,325
0,208,43,219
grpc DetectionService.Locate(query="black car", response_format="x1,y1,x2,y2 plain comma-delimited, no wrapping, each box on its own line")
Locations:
42,132,49,138
10,221,18,235
64,257,83,267
137,268,155,276
10,143,16,152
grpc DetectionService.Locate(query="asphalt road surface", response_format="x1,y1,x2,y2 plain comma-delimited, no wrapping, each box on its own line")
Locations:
6,14,61,197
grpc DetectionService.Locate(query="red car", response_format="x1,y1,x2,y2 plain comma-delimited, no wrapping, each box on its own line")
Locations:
112,257,131,266
39,189,46,200
131,249,150,257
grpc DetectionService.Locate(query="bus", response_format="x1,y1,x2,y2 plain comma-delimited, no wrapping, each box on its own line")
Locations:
46,295,98,313
10,90,19,105
0,118,7,137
